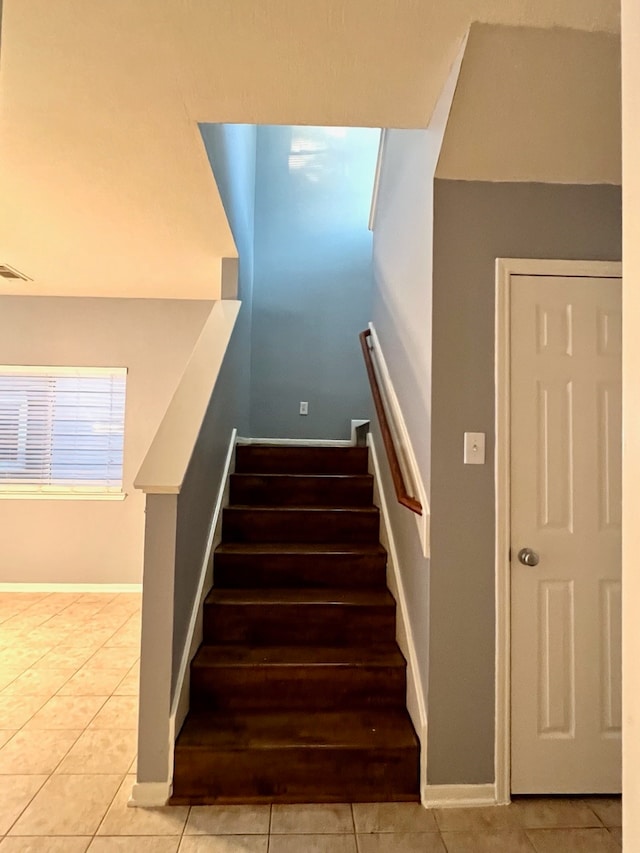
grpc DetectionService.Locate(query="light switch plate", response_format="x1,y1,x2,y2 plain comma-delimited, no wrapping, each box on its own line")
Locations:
464,432,485,464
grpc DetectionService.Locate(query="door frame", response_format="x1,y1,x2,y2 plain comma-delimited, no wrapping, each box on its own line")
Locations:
494,257,622,804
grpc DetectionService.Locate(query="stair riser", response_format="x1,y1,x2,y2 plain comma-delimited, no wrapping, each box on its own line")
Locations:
203,604,396,646
214,552,387,589
190,665,406,711
230,474,374,507
236,446,369,475
172,747,419,803
223,508,380,544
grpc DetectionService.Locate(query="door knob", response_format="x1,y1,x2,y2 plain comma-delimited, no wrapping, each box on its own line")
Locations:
517,547,540,566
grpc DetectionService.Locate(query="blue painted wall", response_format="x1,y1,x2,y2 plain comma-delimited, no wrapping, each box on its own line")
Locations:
201,123,379,439
251,125,378,438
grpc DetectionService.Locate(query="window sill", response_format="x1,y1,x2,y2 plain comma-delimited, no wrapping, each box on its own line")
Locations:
0,490,127,501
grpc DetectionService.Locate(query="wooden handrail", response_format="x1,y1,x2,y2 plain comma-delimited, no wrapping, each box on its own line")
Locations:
359,329,422,515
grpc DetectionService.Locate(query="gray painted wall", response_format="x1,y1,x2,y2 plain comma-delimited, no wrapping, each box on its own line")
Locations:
427,180,622,784
172,316,247,694
250,125,377,439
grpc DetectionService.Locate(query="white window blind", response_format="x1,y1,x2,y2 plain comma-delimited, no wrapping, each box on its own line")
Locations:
0,366,126,494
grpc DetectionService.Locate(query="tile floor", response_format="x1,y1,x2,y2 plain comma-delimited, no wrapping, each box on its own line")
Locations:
0,592,623,851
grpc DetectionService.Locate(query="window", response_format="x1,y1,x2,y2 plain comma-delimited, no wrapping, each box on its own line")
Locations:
0,366,127,498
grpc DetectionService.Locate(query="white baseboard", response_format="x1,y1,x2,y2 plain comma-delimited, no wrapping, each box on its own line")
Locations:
236,436,352,447
129,781,171,808
168,428,238,781
423,783,497,808
0,583,142,593
367,431,429,804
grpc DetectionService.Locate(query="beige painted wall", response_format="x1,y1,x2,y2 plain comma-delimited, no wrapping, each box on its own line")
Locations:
0,1,619,299
0,296,212,584
622,0,640,845
437,25,621,184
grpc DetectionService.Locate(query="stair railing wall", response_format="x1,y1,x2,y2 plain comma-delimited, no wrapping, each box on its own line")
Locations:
132,299,243,806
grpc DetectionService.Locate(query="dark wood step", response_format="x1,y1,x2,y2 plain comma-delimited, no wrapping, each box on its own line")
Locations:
214,542,387,589
172,708,419,803
236,445,369,475
190,644,407,711
229,473,374,507
222,506,380,544
203,588,396,646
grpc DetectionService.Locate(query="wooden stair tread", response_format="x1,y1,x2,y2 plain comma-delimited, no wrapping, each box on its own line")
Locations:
177,709,418,750
205,588,395,606
226,505,379,513
215,542,386,556
193,644,405,668
235,445,369,475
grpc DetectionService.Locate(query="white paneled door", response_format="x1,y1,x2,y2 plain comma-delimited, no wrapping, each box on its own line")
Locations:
510,274,622,794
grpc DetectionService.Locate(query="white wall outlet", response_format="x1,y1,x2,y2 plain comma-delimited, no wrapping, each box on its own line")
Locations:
463,432,485,464
299,401,308,415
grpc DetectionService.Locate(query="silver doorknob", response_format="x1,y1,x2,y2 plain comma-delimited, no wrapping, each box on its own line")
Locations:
517,548,540,566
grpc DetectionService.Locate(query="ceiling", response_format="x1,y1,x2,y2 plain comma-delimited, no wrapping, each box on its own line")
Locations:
0,0,620,298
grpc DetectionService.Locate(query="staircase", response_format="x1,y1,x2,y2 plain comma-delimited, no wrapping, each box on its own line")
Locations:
172,444,419,804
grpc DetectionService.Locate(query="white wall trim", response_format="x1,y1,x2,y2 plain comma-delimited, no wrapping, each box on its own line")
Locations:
129,782,172,808
167,429,238,781
367,322,430,557
0,583,142,593
368,128,387,232
368,431,429,805
236,437,352,447
494,257,622,805
423,784,497,809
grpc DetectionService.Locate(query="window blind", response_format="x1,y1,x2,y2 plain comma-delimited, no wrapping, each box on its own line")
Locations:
0,366,126,492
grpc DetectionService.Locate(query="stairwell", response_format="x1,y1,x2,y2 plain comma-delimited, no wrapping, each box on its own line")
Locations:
172,444,419,804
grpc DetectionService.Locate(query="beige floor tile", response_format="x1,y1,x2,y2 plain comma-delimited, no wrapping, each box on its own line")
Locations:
0,695,48,729
0,670,24,691
9,774,123,835
0,649,48,670
74,594,118,607
441,828,536,852
526,828,620,852
0,775,48,834
23,696,107,730
186,806,271,836
357,833,446,853
0,729,81,774
0,731,16,748
58,668,130,696
34,647,96,670
513,799,604,828
271,804,352,834
0,837,91,851
88,696,138,730
352,803,438,833
1,668,74,697
179,839,268,853
434,805,520,832
268,836,356,853
584,799,622,827
112,671,139,697
97,775,188,836
86,648,140,670
88,839,180,852
56,729,137,774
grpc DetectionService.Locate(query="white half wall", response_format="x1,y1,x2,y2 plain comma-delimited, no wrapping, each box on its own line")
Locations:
0,296,212,584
